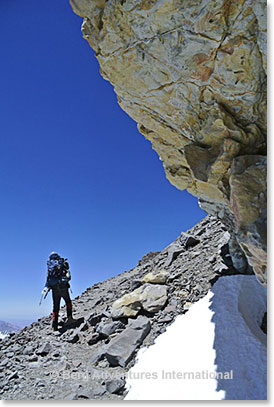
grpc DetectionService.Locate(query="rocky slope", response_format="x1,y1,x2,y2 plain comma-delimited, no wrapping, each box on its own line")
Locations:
69,0,267,286
0,216,255,400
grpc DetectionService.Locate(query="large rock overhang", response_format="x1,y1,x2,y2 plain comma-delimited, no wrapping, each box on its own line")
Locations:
69,0,267,285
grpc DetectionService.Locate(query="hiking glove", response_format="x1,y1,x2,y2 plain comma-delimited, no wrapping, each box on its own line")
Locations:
42,287,48,296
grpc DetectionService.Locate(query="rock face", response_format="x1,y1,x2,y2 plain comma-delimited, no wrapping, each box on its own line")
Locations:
70,0,267,285
229,155,267,285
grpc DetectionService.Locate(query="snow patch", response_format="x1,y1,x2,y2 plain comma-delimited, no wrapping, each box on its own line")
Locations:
125,275,266,400
0,332,7,340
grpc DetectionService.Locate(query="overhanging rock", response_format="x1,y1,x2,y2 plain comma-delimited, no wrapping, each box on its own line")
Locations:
70,0,267,285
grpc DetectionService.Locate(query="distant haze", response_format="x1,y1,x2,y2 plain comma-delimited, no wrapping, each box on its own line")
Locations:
0,320,21,334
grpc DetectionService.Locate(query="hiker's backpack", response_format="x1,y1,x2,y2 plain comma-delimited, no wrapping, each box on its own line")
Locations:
46,257,70,289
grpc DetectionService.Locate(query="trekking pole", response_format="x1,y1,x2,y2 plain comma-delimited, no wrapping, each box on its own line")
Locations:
44,288,49,299
39,288,49,306
39,294,43,306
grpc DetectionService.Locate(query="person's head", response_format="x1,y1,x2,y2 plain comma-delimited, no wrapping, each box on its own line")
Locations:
49,252,60,260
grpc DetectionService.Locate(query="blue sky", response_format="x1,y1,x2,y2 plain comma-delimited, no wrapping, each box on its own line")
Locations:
0,0,205,324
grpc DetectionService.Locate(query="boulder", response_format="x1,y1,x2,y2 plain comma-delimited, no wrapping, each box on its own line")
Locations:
104,316,151,367
142,269,169,284
96,320,125,338
111,284,168,318
141,284,168,313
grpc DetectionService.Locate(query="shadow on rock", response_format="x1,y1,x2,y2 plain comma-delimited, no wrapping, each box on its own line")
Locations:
209,275,266,400
58,317,84,334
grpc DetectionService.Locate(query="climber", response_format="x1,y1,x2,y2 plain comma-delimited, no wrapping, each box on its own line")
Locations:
41,252,74,331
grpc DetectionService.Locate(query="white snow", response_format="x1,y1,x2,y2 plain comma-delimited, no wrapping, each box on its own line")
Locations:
125,275,267,400
0,332,7,340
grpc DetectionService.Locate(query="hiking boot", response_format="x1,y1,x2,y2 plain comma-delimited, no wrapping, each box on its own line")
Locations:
52,321,58,331
66,316,76,325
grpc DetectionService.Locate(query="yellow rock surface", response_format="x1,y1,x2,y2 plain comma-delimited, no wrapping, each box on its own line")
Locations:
70,0,266,284
142,270,169,284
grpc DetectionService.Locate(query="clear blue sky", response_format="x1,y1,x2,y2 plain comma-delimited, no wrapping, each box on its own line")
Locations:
0,0,206,323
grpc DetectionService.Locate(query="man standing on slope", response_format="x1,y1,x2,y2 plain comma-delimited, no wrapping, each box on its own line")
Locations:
41,252,74,331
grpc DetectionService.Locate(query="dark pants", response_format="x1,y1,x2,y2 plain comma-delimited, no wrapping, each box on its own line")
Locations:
52,285,72,326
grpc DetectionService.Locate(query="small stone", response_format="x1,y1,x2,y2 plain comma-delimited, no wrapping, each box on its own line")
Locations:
0,358,9,367
8,371,19,381
183,302,193,311
87,313,105,326
78,321,89,332
97,358,109,368
64,392,78,400
77,383,105,398
87,332,101,346
179,290,188,298
28,355,38,362
167,272,182,282
96,320,125,338
23,345,33,356
29,362,41,369
90,382,106,397
159,315,173,323
68,333,80,344
72,359,82,368
106,378,125,394
36,342,51,356
90,350,105,365
131,280,142,290
164,305,176,313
